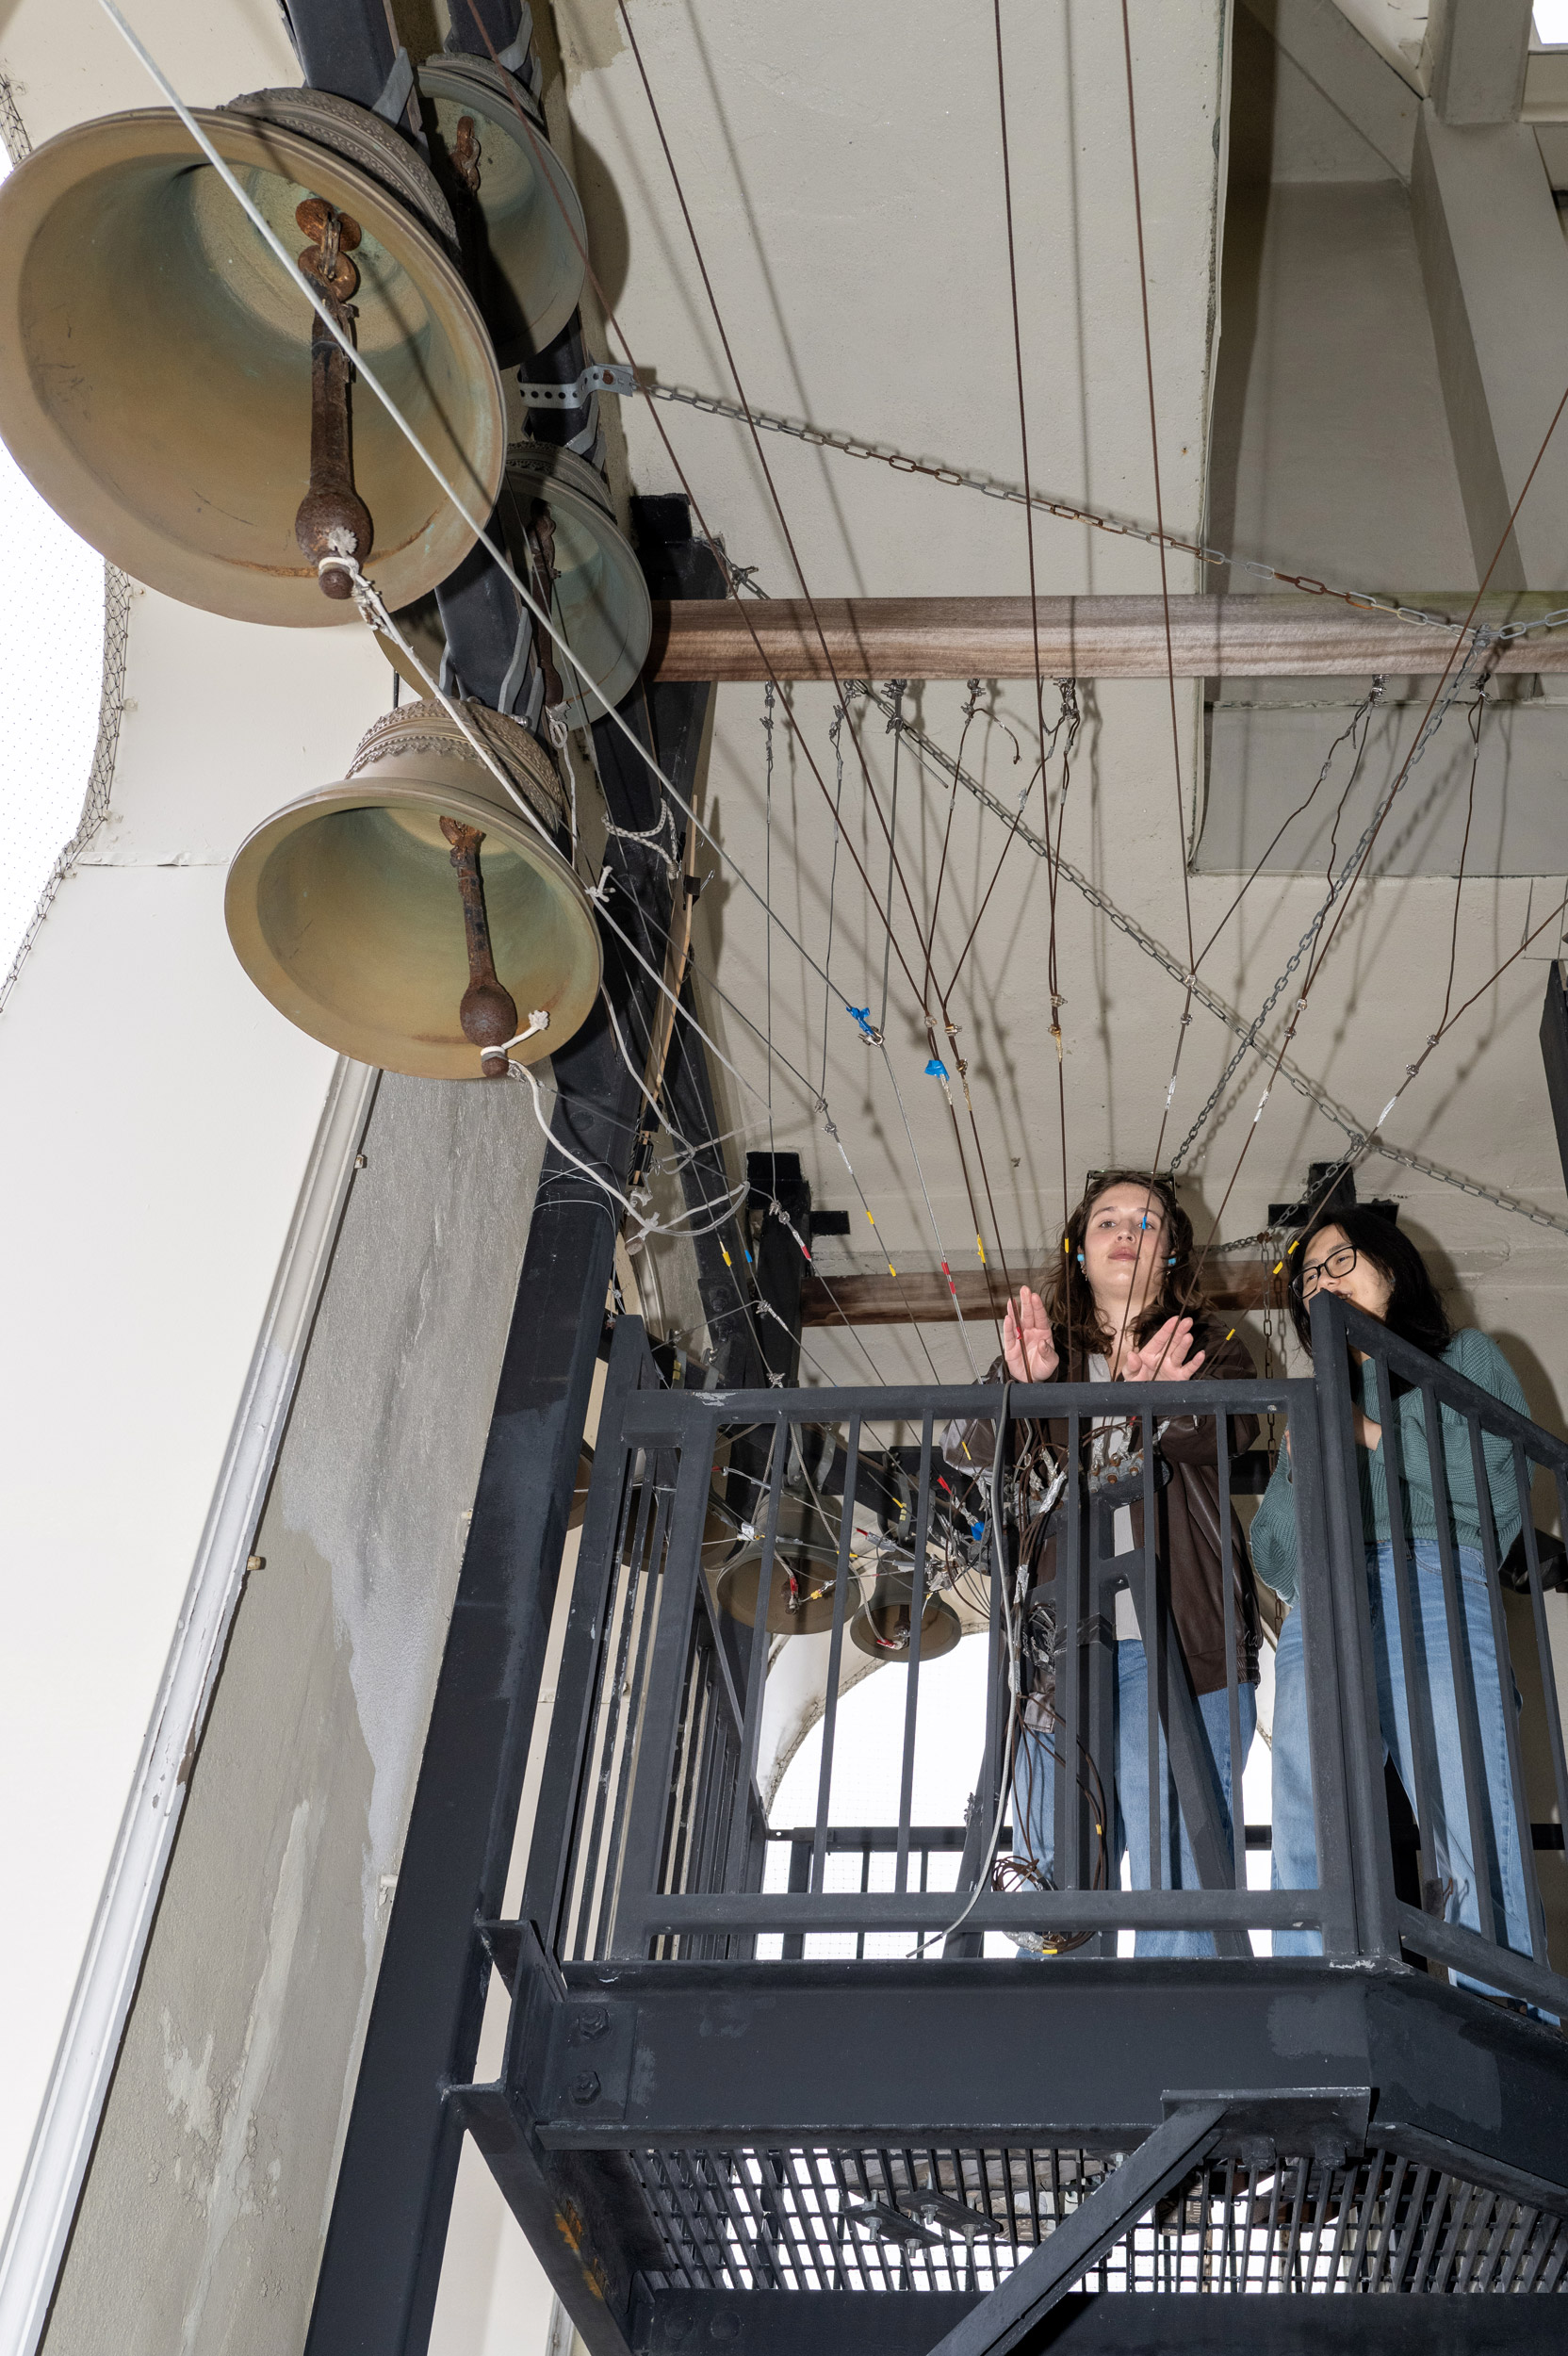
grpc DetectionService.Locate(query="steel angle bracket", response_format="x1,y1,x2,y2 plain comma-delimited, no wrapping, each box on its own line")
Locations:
517,362,638,408
1164,2083,1371,2172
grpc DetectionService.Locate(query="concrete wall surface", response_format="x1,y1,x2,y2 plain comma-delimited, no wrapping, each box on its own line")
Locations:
41,1072,548,2356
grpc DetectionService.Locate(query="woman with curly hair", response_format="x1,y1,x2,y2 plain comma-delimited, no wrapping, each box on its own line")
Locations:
948,1170,1260,1956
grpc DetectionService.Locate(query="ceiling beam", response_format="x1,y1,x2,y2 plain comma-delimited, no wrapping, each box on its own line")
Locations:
1423,0,1532,126
646,594,1567,682
801,1263,1282,1329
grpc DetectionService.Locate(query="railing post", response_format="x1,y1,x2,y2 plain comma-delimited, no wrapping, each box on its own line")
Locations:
1311,1294,1401,1961
607,1402,719,1959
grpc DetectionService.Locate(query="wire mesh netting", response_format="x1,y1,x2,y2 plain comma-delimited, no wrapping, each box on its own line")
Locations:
0,134,127,1006
629,2144,1568,2298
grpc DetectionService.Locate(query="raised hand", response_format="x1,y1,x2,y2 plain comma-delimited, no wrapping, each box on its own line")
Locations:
1003,1286,1059,1383
1123,1315,1205,1384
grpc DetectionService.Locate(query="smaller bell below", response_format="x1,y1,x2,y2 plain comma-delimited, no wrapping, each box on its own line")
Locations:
850,1570,961,1662
714,1538,845,1637
501,443,652,730
224,697,600,1079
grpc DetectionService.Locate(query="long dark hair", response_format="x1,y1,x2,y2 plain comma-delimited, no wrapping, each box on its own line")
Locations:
1040,1169,1208,1372
1288,1205,1452,1359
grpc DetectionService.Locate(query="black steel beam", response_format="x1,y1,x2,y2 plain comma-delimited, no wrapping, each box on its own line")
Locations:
1542,960,1568,1198
284,0,400,110
303,504,712,2356
634,2290,1568,2354
498,1957,1568,2200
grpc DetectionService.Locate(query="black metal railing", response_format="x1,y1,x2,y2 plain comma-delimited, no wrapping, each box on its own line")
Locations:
1313,1291,1568,2017
521,1308,1568,2011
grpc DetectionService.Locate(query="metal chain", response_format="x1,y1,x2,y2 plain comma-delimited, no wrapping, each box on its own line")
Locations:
650,379,1486,637
852,679,1568,1241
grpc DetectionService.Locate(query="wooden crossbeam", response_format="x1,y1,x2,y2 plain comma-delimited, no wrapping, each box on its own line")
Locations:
646,593,1566,681
801,1260,1282,1328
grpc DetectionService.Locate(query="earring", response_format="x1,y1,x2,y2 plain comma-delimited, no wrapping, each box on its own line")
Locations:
1167,1253,1177,1266
1075,1251,1085,1267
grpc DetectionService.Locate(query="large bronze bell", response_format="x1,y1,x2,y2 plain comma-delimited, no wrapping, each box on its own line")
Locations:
499,444,653,728
224,697,600,1077
0,99,505,626
850,1568,962,1662
416,55,587,364
714,1533,847,1636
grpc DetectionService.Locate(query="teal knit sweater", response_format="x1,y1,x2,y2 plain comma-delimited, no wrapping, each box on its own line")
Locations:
1250,1328,1530,1605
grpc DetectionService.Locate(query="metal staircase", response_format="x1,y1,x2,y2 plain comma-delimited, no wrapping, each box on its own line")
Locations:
454,1300,1568,2351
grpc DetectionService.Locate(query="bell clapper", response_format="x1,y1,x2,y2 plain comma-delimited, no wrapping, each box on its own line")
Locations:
451,115,482,197
439,816,519,1078
293,197,374,599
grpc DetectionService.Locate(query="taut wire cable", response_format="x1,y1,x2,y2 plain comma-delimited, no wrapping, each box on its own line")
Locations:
853,680,1568,1236
992,0,1073,1328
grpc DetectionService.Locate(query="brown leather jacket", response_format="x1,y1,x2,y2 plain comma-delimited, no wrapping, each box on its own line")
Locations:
944,1320,1261,1696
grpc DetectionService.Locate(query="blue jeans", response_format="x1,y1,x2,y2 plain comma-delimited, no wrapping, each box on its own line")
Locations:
1015,1638,1256,1957
1272,1542,1534,1980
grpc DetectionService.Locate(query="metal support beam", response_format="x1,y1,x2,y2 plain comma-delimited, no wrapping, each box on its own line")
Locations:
636,2289,1568,2354
631,499,767,1393
918,2101,1228,2356
302,507,699,2356
799,1262,1281,1327
1423,0,1533,126
645,593,1568,681
1411,109,1568,594
1542,961,1568,1201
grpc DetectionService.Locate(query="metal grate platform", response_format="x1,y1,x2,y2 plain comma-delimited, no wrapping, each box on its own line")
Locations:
628,2144,1568,2299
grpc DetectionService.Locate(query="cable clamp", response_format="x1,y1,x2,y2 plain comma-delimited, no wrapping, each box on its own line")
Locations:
847,1004,884,1045
515,361,636,408
924,1056,949,1080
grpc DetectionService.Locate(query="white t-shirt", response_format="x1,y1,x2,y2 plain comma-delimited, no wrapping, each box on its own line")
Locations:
1086,1351,1146,1644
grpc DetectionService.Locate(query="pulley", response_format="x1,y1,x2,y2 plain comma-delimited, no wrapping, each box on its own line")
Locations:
0,97,505,625
499,443,652,728
850,1568,961,1662
416,54,587,365
225,697,600,1078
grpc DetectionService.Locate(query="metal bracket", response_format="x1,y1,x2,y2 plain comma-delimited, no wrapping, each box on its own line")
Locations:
541,1996,639,2125
1164,2083,1371,2171
516,363,638,409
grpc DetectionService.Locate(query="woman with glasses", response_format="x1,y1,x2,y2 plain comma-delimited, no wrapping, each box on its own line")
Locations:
946,1170,1260,1956
1250,1206,1535,1978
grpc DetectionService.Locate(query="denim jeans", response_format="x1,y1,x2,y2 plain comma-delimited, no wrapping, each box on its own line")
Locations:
1014,1638,1256,1957
1271,1541,1535,1981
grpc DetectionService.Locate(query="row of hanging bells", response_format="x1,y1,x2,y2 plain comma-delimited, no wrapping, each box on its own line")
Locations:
0,60,648,1076
713,1503,962,1660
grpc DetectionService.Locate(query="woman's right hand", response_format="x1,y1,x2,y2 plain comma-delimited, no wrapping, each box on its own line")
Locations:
1004,1287,1059,1383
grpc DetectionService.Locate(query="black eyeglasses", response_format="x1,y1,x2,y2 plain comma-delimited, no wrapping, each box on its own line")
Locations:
1299,1242,1358,1298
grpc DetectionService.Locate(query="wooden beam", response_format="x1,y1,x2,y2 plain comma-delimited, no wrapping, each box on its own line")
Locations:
801,1262,1283,1329
646,593,1567,682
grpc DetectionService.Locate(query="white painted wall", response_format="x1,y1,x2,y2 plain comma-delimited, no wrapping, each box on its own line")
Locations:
0,577,392,2232
0,545,399,2261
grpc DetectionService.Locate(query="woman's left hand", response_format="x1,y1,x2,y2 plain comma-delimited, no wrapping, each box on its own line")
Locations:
1122,1316,1206,1383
